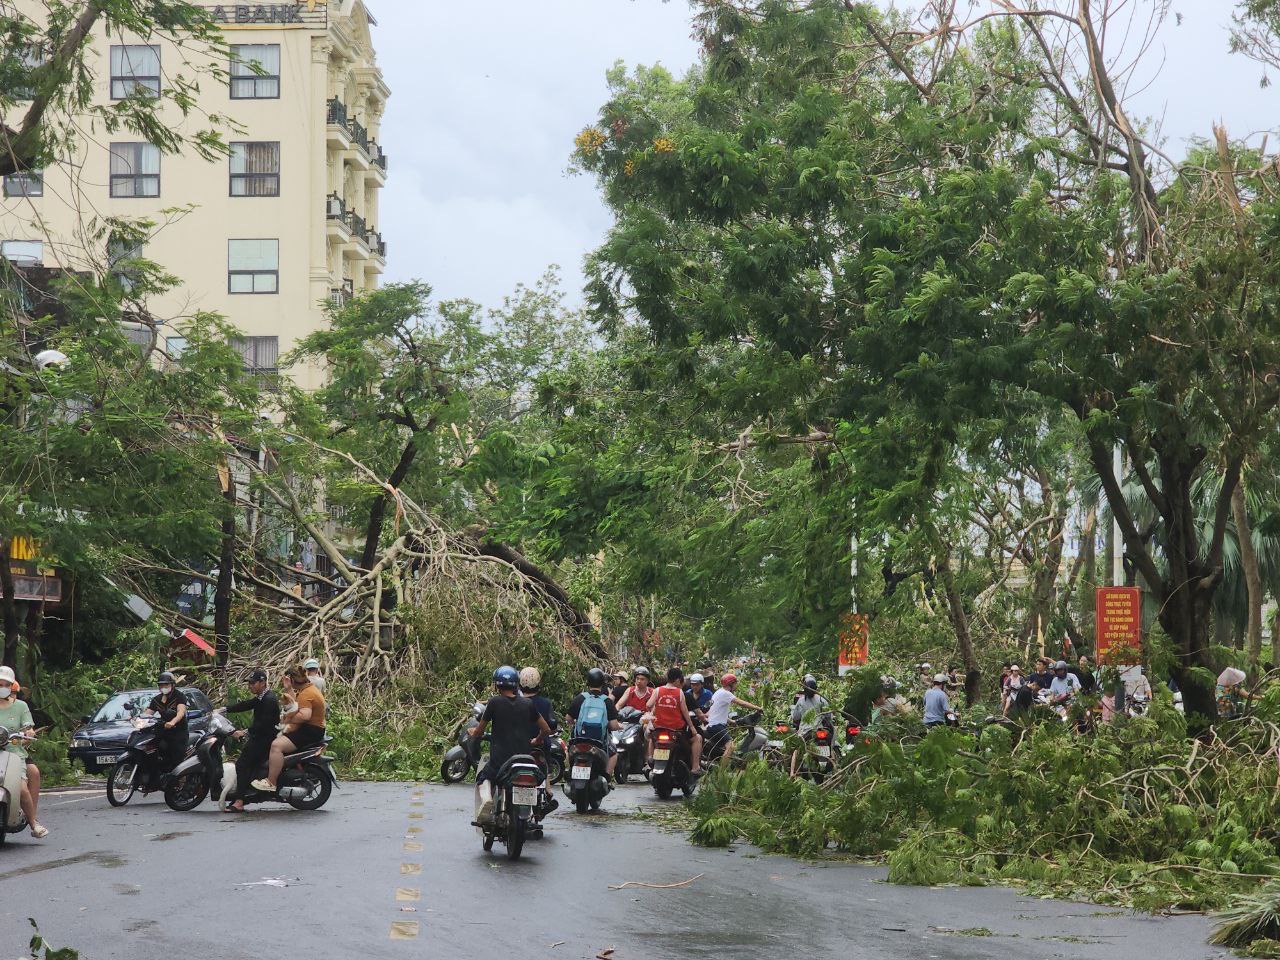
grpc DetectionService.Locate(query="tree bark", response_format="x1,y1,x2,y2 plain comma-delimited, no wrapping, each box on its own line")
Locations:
213,467,236,668
361,438,417,572
1231,474,1264,670
1077,507,1097,649
936,546,980,706
0,538,19,669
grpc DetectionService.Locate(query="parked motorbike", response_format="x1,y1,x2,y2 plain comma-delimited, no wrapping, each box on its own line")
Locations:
106,715,172,806
611,706,647,783
650,728,696,800
476,754,543,860
217,730,339,811
163,711,236,811
563,736,611,813
0,727,32,845
441,702,487,783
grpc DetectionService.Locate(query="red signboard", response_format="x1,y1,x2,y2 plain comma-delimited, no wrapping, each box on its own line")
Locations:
838,613,869,672
1095,586,1142,664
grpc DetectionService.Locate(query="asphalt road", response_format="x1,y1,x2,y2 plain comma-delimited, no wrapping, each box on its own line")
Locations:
0,780,1232,960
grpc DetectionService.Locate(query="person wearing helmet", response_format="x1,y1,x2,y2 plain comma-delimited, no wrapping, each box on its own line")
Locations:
303,658,327,694
519,667,559,819
789,675,831,778
923,673,954,728
143,671,189,776
616,667,655,713
0,666,47,838
609,671,628,702
1048,660,1081,705
685,673,712,724
252,665,327,794
704,673,762,764
469,666,551,822
567,668,623,778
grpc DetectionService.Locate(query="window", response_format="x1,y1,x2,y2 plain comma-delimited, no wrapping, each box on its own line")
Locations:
165,336,188,360
230,44,280,99
109,143,160,198
228,239,278,294
110,45,161,98
8,45,46,100
1,241,43,265
107,234,145,293
232,336,280,387
3,171,43,198
229,142,280,196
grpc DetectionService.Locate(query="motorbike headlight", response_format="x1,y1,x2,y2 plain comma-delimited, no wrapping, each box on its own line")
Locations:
71,738,93,748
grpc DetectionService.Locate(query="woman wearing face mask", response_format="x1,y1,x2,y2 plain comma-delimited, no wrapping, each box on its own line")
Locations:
143,671,189,776
0,666,47,837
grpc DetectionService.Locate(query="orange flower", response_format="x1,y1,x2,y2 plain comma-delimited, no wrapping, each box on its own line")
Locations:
653,137,676,153
623,159,635,177
575,127,607,155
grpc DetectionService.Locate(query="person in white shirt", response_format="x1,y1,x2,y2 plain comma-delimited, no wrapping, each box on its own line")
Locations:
303,658,327,694
1048,660,1080,706
704,673,762,764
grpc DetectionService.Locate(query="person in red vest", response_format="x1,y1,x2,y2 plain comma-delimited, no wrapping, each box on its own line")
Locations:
650,667,702,777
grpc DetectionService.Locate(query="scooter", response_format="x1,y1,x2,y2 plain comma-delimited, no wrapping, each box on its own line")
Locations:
107,715,171,806
650,728,696,800
0,727,32,845
795,713,837,783
611,706,647,783
704,710,766,766
164,711,236,811
217,732,339,811
563,736,611,813
441,702,487,783
475,754,543,861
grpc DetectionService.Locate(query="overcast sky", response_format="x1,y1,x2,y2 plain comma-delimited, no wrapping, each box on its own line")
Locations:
370,0,1274,308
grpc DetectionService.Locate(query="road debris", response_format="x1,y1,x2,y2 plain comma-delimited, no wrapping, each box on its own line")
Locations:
609,873,703,890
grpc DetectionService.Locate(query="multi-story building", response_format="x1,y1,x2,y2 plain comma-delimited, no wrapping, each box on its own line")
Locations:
0,0,390,390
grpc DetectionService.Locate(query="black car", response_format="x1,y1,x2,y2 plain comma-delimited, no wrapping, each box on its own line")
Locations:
68,687,213,774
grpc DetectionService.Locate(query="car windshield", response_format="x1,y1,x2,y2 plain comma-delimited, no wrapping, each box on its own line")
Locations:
91,688,211,723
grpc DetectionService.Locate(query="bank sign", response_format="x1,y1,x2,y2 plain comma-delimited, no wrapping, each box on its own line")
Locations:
204,1,327,28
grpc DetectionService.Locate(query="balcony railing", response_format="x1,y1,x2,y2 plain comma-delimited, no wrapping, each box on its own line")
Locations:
325,192,345,219
345,209,366,237
369,140,388,172
349,118,369,152
330,278,355,307
326,97,348,126
364,228,386,258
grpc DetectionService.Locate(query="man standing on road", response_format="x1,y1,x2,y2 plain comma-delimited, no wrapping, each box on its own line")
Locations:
923,673,953,728
704,673,762,764
469,666,551,823
0,666,47,838
223,669,279,812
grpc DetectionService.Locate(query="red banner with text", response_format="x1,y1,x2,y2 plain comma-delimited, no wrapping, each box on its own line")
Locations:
838,613,869,674
1095,586,1142,664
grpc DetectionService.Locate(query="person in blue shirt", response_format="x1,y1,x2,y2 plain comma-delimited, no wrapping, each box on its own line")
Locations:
519,666,559,818
685,673,713,724
923,673,954,728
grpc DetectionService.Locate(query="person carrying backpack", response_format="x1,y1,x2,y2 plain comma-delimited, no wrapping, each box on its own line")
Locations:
567,668,623,779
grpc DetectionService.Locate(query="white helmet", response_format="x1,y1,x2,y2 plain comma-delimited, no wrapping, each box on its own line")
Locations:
689,673,705,684
0,666,14,684
519,666,541,690
933,673,949,684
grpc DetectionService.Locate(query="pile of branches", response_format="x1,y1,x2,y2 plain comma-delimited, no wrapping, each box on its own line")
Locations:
689,689,1280,924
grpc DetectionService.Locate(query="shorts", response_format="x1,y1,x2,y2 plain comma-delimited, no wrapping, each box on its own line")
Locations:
283,725,325,750
703,724,729,751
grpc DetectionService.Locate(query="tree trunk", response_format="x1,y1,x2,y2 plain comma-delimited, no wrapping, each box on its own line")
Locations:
0,538,19,669
936,546,980,706
1077,507,1097,649
213,468,236,668
361,438,418,572
1231,475,1264,670
1272,607,1280,669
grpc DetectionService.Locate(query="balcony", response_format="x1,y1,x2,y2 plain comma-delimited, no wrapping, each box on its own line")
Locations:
329,278,355,307
325,193,351,241
326,97,351,151
368,140,388,180
364,228,386,260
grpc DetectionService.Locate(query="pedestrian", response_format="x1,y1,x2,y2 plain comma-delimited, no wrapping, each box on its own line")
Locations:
1009,676,1042,717
923,673,954,728
223,669,279,811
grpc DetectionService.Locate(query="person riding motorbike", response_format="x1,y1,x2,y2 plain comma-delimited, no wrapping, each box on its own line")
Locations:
143,672,188,778
0,666,46,838
567,668,622,778
519,666,559,816
469,665,551,823
1048,660,1081,707
704,673,762,764
616,667,654,713
650,667,703,776
686,673,712,725
252,665,325,794
788,674,831,778
223,668,280,812
303,658,327,694
609,671,628,702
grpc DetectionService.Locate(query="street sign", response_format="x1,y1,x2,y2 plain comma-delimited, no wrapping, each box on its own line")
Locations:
1095,586,1142,664
838,613,869,676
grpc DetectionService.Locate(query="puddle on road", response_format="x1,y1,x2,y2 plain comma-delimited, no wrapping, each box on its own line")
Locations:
148,831,192,842
0,851,126,881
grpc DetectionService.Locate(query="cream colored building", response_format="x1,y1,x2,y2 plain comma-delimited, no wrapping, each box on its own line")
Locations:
0,0,390,390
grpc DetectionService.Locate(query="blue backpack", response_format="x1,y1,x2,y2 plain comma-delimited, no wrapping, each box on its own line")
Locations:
574,692,610,744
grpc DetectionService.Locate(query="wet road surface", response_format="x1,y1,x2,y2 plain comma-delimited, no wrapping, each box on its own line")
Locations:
0,781,1231,959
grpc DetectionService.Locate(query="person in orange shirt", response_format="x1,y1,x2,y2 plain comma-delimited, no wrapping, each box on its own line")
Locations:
252,665,326,793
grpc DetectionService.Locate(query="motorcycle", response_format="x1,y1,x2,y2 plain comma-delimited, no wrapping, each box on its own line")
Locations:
611,706,647,783
216,729,339,811
541,728,566,785
441,702,487,783
563,736,611,813
650,728,696,800
794,712,837,783
476,754,543,861
0,727,32,845
163,711,236,811
704,710,766,767
106,714,173,806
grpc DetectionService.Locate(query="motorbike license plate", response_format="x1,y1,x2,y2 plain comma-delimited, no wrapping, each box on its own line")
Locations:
815,745,831,758
571,764,592,781
511,786,538,807
653,748,671,761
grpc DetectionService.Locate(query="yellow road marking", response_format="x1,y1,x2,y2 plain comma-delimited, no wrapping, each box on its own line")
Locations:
408,812,423,820
410,802,424,808
406,826,421,834
396,887,421,902
400,863,422,875
403,841,423,852
389,921,419,940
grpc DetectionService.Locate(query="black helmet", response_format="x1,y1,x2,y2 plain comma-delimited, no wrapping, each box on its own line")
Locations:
158,671,176,685
634,666,650,678
802,673,818,692
586,667,607,689
493,665,519,689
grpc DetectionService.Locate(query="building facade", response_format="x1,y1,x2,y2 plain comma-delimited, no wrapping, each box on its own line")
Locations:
0,0,390,390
